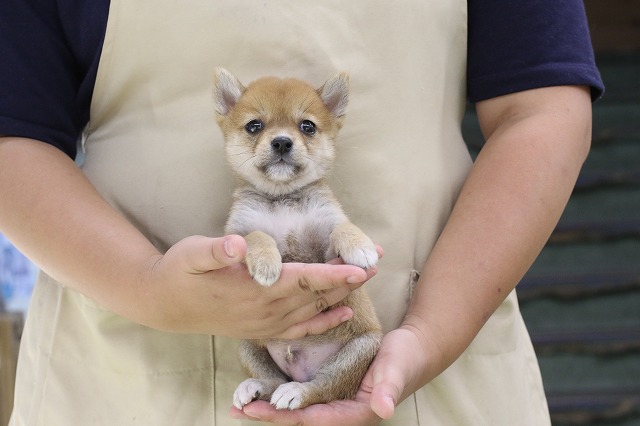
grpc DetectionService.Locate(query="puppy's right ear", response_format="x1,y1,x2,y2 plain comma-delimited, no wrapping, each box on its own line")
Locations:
318,72,349,118
213,68,245,115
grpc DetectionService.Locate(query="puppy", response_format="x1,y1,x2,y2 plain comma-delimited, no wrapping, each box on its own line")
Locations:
213,68,382,410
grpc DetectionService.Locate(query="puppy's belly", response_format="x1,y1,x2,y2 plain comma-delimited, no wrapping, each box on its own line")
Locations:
266,340,344,383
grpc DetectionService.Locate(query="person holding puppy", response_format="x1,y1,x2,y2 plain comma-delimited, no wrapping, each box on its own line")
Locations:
0,1,603,425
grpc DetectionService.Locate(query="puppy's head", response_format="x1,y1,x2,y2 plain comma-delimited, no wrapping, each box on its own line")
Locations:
213,68,349,196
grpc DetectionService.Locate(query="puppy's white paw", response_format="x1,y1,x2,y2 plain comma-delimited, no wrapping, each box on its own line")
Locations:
248,260,282,286
246,255,282,286
270,382,307,410
330,223,378,269
233,379,267,409
340,242,378,269
244,231,282,286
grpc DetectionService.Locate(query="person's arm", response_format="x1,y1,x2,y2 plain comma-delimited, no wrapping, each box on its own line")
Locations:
231,85,592,424
371,84,593,417
0,137,375,338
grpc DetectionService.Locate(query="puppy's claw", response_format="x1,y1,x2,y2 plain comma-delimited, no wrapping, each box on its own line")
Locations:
340,244,379,270
247,260,282,286
233,378,266,409
330,223,379,269
244,231,282,286
271,382,307,410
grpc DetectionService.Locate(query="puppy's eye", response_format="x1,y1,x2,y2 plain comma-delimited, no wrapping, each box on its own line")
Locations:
299,120,316,135
245,119,264,134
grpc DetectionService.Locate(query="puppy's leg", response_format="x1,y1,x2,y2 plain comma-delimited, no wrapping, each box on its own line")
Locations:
234,340,289,409
328,222,378,269
245,230,282,286
270,331,382,410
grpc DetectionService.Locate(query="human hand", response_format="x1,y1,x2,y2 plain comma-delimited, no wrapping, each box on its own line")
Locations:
138,235,379,339
0,138,375,341
229,327,430,425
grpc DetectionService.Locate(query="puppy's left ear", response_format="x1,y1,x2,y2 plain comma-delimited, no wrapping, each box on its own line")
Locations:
213,68,245,116
318,72,349,118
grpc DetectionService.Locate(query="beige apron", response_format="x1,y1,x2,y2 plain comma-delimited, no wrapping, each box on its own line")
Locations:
11,1,550,425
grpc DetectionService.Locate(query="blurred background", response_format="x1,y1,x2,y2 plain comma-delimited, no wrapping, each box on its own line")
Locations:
1,1,639,425
0,235,36,425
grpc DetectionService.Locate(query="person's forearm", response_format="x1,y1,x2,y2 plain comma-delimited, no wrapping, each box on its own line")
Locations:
0,137,373,338
0,137,162,320
403,86,593,385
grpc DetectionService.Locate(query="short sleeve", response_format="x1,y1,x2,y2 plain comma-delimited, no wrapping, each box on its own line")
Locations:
0,0,108,158
467,0,605,103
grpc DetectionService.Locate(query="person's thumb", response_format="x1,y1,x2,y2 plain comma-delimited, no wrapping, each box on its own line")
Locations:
173,235,247,273
369,358,405,419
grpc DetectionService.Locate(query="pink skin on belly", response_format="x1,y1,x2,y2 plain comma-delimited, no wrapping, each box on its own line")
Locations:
266,340,345,383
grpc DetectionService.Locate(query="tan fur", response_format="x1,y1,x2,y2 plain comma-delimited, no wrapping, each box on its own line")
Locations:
213,68,382,410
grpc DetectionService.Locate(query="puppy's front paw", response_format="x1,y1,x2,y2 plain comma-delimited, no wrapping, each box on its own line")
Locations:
330,222,378,269
247,259,282,287
339,242,378,269
271,382,308,410
246,253,282,286
245,231,282,286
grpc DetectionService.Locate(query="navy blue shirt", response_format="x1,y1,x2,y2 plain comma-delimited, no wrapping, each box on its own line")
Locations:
0,0,604,159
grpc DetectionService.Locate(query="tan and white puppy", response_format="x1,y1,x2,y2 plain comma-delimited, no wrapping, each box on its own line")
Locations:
213,69,382,410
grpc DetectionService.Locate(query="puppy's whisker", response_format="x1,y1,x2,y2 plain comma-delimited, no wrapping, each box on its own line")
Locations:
237,155,258,170
301,152,320,162
228,151,255,157
305,146,333,153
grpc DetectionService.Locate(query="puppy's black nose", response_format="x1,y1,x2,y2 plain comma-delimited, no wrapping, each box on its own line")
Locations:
271,137,293,155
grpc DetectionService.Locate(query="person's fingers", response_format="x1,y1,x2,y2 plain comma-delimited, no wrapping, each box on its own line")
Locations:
239,401,304,425
274,262,374,297
360,264,378,287
232,394,381,425
265,262,376,322
275,305,354,340
175,234,247,273
257,256,379,338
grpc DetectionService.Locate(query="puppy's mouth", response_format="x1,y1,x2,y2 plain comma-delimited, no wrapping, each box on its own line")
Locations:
260,156,302,179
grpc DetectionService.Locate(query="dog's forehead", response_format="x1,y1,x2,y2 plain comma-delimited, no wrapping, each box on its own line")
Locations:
242,78,327,116
248,77,315,96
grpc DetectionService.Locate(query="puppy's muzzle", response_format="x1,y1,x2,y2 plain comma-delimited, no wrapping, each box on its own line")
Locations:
271,137,293,155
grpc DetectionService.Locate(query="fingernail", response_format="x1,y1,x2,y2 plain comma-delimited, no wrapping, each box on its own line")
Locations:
223,238,235,258
347,275,363,284
241,406,259,419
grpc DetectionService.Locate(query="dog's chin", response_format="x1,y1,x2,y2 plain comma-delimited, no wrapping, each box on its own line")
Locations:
246,159,324,196
262,160,301,182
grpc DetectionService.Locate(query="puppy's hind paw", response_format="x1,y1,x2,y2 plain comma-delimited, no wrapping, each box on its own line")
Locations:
271,382,308,410
234,378,284,409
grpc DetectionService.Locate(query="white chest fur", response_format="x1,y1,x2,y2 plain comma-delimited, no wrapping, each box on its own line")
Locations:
225,185,348,263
